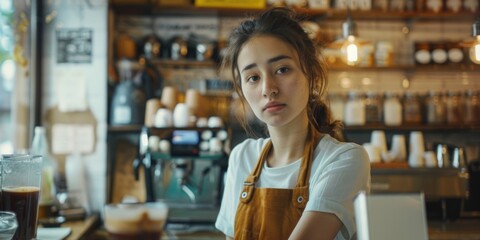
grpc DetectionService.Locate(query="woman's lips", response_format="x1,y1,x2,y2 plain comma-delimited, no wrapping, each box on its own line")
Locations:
263,102,286,112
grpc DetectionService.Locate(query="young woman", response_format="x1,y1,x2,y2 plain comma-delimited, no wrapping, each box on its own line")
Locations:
215,7,370,240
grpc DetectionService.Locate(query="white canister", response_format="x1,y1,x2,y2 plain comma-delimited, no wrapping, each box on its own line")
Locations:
154,108,173,128
173,103,191,127
344,91,366,126
383,92,402,126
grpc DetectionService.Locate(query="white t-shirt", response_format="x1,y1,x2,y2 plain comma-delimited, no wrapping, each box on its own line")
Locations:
215,134,371,239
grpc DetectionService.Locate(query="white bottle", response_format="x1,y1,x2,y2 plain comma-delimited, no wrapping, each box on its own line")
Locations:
65,153,90,214
344,91,366,126
383,92,403,126
31,126,58,207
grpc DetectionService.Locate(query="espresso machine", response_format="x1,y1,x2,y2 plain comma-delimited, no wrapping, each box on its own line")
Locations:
133,126,230,224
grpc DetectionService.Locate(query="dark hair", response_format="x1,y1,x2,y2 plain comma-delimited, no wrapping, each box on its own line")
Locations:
222,7,343,139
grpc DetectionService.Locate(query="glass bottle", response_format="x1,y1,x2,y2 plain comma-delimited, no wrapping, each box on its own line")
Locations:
403,91,423,125
465,90,480,125
344,90,366,126
446,91,463,125
328,92,346,122
31,126,58,218
365,91,382,124
383,92,403,126
426,90,446,124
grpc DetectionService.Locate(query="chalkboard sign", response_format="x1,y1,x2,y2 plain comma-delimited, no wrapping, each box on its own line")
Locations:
56,28,93,64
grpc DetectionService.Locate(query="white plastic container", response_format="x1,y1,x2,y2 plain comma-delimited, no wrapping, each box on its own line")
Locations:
344,91,366,126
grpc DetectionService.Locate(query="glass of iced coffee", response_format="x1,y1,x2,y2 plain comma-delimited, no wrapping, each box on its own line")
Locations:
0,154,42,240
104,202,169,240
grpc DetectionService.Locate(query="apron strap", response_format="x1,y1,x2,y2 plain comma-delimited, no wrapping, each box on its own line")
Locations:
240,141,273,203
293,127,321,209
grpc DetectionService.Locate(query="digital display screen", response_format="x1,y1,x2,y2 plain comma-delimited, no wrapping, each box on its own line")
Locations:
171,130,200,145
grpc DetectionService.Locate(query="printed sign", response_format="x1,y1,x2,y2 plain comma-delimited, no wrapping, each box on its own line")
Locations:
56,28,93,63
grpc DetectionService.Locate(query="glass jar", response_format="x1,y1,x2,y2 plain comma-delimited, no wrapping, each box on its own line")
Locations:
383,92,403,126
344,90,366,126
328,92,346,122
446,91,463,124
446,41,465,64
365,91,383,124
403,91,423,125
414,42,431,65
431,42,448,65
464,90,480,124
426,90,446,124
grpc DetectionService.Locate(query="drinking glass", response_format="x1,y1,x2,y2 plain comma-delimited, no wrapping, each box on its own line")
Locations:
0,154,42,240
0,211,18,240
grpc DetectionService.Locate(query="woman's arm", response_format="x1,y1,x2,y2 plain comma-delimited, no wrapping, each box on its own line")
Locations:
226,236,233,240
289,211,342,240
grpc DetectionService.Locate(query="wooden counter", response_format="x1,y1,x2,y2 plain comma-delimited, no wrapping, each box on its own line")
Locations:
90,218,480,240
429,219,480,240
62,215,101,240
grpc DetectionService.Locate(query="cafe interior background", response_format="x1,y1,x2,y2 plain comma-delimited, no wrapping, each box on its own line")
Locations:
0,0,480,237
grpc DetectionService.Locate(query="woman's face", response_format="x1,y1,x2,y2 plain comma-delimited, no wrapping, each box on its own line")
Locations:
237,35,309,128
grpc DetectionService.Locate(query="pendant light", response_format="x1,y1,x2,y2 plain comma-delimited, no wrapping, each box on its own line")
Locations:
327,1,369,66
461,17,480,64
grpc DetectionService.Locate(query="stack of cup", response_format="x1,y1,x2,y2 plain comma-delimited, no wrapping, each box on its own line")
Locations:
390,134,407,161
363,143,381,163
145,99,162,127
160,86,178,111
370,130,388,162
408,131,425,167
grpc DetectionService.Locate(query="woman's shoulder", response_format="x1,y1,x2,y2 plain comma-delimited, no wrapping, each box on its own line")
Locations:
231,138,268,154
316,134,370,165
229,138,269,165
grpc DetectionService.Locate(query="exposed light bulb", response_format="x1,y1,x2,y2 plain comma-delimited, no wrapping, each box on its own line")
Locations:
341,36,360,66
469,18,480,64
469,36,480,64
346,43,358,62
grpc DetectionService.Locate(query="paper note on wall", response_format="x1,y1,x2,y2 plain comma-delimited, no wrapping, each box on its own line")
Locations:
56,69,87,112
52,124,94,154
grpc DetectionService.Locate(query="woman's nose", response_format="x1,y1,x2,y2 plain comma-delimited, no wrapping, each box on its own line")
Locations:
262,74,278,98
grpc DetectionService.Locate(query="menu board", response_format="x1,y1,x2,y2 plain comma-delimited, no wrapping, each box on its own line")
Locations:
56,28,93,64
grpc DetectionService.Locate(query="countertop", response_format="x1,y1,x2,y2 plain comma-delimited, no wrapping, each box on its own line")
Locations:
41,215,101,240
428,219,480,240
80,217,480,240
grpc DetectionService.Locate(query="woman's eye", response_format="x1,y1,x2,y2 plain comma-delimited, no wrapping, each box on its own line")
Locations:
276,67,289,74
246,75,260,83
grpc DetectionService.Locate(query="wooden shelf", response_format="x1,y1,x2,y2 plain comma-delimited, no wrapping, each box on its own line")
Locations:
150,59,218,68
295,8,480,21
343,124,480,132
328,64,480,72
110,3,479,21
108,125,143,133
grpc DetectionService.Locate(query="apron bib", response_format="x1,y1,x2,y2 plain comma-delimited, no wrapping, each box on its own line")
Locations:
234,130,319,240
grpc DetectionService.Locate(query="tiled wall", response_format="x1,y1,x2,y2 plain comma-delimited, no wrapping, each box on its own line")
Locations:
42,0,108,214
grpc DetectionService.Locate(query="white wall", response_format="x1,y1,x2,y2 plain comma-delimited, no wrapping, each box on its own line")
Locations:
42,0,108,214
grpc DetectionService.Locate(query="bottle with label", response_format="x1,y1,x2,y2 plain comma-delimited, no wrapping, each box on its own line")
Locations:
465,90,480,124
328,92,346,122
365,91,383,124
403,91,423,125
383,92,403,126
344,90,366,126
446,91,463,124
426,90,446,124
31,126,58,218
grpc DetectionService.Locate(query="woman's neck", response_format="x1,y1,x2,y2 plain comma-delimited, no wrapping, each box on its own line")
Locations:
267,115,310,168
